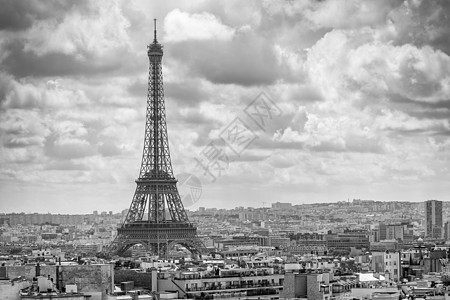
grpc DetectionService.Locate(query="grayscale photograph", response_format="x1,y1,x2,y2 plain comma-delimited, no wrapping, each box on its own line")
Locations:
0,1,449,299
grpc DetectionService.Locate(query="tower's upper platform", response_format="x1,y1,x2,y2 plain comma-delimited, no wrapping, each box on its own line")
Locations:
148,19,163,56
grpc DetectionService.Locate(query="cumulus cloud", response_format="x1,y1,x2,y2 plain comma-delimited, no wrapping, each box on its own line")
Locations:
0,109,50,147
23,1,130,57
262,0,402,30
164,9,235,42
167,31,293,86
307,28,450,106
164,79,209,107
375,109,450,134
388,0,450,54
350,43,450,103
303,0,402,29
0,1,136,78
273,110,385,153
2,77,90,109
0,1,81,31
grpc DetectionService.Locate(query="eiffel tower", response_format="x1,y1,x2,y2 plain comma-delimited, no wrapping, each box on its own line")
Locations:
110,20,204,258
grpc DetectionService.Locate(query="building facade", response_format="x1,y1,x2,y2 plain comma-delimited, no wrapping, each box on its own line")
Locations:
158,268,284,299
371,251,401,282
425,200,443,239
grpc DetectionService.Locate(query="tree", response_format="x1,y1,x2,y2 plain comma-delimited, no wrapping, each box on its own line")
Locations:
122,249,132,258
9,247,22,255
96,252,112,260
441,274,450,286
331,248,350,257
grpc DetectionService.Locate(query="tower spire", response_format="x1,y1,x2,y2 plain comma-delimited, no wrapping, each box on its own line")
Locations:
153,18,157,43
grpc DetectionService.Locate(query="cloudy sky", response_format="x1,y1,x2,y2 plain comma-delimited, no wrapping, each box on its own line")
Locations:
0,0,449,214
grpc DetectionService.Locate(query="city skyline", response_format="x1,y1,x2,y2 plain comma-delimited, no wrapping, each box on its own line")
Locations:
1,1,449,214
0,197,444,215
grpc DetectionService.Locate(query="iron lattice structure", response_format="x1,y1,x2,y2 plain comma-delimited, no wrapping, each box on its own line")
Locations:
111,21,204,258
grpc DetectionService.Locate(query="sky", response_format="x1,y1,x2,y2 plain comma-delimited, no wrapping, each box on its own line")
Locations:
0,0,449,214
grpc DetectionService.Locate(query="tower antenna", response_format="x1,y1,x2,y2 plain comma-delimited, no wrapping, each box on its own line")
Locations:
153,18,157,43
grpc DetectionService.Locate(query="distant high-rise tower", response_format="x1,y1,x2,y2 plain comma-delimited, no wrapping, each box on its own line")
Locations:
445,221,450,240
110,20,204,258
425,200,443,239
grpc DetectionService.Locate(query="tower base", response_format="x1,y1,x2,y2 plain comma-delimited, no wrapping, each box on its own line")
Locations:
110,221,205,258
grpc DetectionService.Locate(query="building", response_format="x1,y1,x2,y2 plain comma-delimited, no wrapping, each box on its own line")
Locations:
424,200,443,239
214,236,261,249
0,213,87,226
285,261,340,273
271,202,292,210
379,223,387,241
400,240,429,280
370,240,399,252
280,271,332,300
370,229,380,243
326,231,370,251
285,245,328,256
158,267,284,299
428,248,448,273
269,236,290,248
371,250,401,282
444,221,450,240
378,220,415,243
386,224,403,241
1,264,113,300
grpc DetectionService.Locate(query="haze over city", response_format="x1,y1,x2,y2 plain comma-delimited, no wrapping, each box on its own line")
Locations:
0,0,449,214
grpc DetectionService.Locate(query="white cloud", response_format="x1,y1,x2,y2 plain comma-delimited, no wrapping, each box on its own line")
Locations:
0,109,51,146
274,110,383,153
375,109,450,132
307,28,450,104
262,0,398,30
23,1,131,58
164,9,235,42
303,0,396,29
2,77,90,110
349,43,450,103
